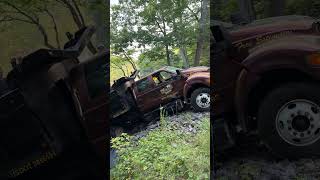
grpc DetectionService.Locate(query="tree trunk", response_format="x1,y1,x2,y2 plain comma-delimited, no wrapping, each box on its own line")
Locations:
179,47,189,68
165,45,171,66
268,0,285,17
88,0,107,46
122,50,137,71
237,0,256,22
194,0,208,66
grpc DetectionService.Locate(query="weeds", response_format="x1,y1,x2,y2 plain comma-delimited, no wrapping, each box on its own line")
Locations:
110,112,210,180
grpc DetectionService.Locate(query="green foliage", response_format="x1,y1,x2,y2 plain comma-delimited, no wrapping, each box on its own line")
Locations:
211,0,238,21
137,46,187,74
110,55,135,83
212,0,320,23
111,0,209,69
285,0,320,18
111,116,210,179
220,0,239,21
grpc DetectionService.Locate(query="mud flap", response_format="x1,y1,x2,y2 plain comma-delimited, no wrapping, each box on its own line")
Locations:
213,118,235,151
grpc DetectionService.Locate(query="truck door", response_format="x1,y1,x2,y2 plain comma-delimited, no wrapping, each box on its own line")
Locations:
134,76,157,113
69,52,108,169
154,70,184,102
135,70,184,113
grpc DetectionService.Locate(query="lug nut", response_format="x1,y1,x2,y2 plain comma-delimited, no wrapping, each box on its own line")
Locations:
310,118,314,122
300,133,304,137
293,132,297,136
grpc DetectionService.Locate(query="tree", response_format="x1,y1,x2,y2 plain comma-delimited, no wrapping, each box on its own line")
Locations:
110,3,137,70
0,0,59,49
237,0,255,22
111,0,209,68
268,0,285,17
110,55,135,82
86,0,108,47
0,0,97,53
194,0,209,66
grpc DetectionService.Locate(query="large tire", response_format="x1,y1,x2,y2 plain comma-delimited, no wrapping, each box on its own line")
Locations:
190,87,210,112
258,83,320,159
110,126,124,138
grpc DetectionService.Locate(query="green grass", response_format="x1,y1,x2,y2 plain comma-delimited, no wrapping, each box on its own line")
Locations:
111,115,210,180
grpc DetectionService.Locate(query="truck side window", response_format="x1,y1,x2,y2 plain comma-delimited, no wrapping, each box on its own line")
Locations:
152,76,161,85
136,78,150,92
159,71,173,81
84,58,108,98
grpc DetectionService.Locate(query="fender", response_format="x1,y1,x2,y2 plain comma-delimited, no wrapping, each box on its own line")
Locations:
234,35,320,132
183,72,210,100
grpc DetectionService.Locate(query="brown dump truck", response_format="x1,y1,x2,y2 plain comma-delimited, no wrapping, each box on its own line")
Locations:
110,66,210,136
212,15,320,158
0,26,108,179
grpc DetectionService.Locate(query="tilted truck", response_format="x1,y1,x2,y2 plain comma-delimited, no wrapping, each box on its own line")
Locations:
110,66,210,136
212,15,320,158
0,26,108,179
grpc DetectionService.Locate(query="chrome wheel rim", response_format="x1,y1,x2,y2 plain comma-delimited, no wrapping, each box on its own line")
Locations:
196,93,210,109
276,99,320,146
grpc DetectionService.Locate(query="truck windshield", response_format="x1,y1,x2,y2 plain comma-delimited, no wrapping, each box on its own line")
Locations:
163,66,182,73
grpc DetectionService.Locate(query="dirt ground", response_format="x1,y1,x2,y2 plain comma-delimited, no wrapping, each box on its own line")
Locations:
215,135,320,180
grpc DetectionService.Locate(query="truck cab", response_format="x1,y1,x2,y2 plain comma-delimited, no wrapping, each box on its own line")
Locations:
212,15,320,158
110,66,210,136
0,26,108,179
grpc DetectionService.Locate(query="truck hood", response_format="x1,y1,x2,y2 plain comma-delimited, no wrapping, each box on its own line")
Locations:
230,15,316,42
181,66,209,76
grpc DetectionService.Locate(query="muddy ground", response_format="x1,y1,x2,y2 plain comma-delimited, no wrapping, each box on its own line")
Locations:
215,135,320,180
110,111,210,168
132,111,210,140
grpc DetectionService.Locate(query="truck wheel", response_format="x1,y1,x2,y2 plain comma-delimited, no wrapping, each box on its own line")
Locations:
110,126,124,137
258,83,320,158
190,87,210,112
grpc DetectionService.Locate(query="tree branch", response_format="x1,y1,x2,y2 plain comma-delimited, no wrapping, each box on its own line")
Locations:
55,0,97,54
0,1,36,23
121,49,137,70
111,61,127,77
186,5,200,22
43,7,61,49
0,1,55,49
58,0,84,28
72,0,85,25
155,18,165,35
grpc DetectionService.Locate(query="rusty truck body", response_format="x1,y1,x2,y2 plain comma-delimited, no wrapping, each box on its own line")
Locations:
110,66,210,135
212,15,320,158
0,26,108,179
